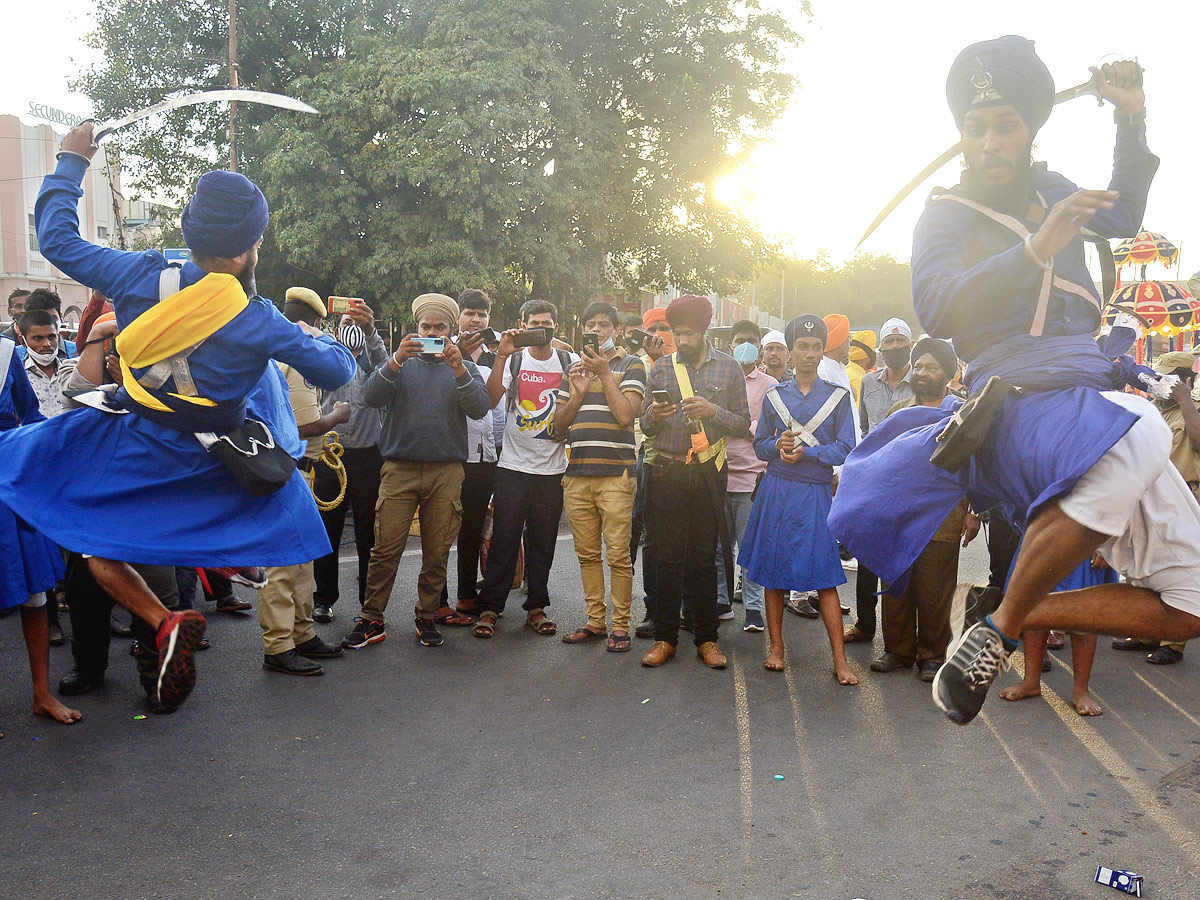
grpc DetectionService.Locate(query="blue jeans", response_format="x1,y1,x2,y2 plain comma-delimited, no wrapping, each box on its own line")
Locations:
716,491,763,612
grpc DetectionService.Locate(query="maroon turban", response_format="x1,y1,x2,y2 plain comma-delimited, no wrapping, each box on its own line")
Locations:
665,294,713,332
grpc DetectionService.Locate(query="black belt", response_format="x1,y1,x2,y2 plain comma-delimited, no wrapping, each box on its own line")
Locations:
297,457,316,473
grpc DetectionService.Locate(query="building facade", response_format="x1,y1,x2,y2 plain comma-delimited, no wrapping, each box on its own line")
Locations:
0,114,154,327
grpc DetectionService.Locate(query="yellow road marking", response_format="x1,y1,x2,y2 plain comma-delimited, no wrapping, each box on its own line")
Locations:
783,664,835,855
732,653,754,850
1133,670,1200,732
979,710,1046,804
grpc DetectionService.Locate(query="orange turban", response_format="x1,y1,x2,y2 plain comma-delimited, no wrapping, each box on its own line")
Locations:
823,314,850,352
642,306,669,328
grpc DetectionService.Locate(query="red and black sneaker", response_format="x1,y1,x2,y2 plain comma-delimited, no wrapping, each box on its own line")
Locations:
155,609,207,709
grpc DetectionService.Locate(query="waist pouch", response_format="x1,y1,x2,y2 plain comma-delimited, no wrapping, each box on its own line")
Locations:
930,376,1021,474
195,419,297,496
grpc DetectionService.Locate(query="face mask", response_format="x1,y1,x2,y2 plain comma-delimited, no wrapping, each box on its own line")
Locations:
732,342,759,365
28,348,57,366
881,347,911,371
600,336,616,352
338,322,366,353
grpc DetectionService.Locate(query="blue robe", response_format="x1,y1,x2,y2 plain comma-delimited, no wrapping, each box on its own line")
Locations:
0,156,356,567
830,119,1160,588
0,340,65,609
739,378,855,592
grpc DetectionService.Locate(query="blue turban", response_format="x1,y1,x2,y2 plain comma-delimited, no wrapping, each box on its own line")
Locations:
785,315,827,350
946,35,1055,133
181,170,269,259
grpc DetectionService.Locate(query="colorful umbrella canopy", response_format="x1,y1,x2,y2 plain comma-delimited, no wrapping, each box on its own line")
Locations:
1105,281,1195,336
1112,230,1180,269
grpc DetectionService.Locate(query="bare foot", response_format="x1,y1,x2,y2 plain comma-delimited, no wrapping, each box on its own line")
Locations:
998,681,1041,702
834,661,859,685
764,646,786,672
33,695,82,725
1073,690,1103,717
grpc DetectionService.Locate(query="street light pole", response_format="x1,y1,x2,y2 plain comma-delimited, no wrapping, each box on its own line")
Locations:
228,0,239,172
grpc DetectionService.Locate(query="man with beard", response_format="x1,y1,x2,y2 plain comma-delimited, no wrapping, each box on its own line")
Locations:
872,338,979,681
639,295,750,670
0,121,356,712
760,330,789,383
830,37,1195,727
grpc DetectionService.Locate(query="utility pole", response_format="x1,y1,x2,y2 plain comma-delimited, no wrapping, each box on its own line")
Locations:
779,265,785,323
228,0,239,171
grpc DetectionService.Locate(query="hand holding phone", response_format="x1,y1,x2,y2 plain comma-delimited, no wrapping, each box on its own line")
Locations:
328,296,361,316
581,333,600,356
626,328,651,352
650,389,676,419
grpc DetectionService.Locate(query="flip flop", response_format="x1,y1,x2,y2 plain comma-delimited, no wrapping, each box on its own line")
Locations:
606,633,631,652
562,626,607,644
434,607,473,627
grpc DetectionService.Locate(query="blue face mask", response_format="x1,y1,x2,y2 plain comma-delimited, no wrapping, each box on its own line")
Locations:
732,341,759,365
600,336,616,352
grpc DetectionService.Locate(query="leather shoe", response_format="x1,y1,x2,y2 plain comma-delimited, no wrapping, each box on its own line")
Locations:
696,641,727,669
48,623,65,646
1147,645,1184,665
870,652,914,673
295,636,344,659
58,668,105,696
634,618,655,640
263,648,324,676
785,593,820,619
313,603,333,623
110,617,134,638
918,659,940,682
641,641,677,667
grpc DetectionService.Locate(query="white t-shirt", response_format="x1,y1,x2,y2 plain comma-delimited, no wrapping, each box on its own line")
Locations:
499,349,578,475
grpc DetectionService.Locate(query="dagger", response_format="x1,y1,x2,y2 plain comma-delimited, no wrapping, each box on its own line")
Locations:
91,89,319,145
855,72,1122,249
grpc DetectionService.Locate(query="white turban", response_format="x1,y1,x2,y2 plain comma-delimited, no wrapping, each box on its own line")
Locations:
762,329,787,349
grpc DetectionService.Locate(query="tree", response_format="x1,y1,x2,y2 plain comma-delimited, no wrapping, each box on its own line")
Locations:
78,0,801,324
751,252,916,330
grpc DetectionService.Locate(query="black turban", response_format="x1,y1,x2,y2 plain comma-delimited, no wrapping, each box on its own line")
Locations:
946,35,1055,133
910,337,958,379
785,315,827,350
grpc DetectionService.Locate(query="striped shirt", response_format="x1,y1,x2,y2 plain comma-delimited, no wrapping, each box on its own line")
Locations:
557,351,647,477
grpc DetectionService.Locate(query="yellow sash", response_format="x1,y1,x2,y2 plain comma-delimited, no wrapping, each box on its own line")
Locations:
116,272,249,413
672,352,726,467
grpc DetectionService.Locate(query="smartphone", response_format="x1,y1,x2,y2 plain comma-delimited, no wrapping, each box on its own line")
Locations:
478,327,501,345
652,389,673,406
328,296,362,316
414,337,445,355
582,333,600,354
512,327,551,348
626,328,651,352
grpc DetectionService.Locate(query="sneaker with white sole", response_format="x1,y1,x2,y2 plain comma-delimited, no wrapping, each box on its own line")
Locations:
932,620,1011,726
743,609,765,632
948,583,1003,643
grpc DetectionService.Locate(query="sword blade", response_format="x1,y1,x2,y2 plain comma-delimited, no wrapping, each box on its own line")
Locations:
93,90,319,143
855,75,1099,248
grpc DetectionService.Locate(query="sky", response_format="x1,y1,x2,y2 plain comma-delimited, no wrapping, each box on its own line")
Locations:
2,0,1198,278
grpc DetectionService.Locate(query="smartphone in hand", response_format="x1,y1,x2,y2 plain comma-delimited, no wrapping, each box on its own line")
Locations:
328,296,362,316
414,337,445,356
651,389,672,406
478,327,501,345
626,328,651,352
581,333,600,355
512,327,552,349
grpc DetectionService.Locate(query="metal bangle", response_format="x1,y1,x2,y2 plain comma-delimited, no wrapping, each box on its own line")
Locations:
1023,233,1053,271
55,150,92,164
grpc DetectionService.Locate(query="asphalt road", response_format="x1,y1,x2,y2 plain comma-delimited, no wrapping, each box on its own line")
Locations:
2,531,1200,899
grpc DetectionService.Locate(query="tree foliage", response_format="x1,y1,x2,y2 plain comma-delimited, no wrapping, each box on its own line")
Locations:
750,252,916,331
78,0,801,323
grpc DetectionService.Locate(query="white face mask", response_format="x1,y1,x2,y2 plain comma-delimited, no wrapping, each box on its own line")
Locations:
27,347,57,366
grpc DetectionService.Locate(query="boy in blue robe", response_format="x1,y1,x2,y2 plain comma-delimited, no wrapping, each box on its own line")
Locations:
740,315,858,684
0,122,355,713
830,36,1200,726
0,337,81,734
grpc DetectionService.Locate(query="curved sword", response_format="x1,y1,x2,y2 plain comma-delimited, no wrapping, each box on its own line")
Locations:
92,89,319,144
855,75,1104,248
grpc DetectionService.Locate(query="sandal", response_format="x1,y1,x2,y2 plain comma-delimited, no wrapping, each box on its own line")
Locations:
607,632,631,653
435,606,474,627
525,610,557,635
472,612,498,638
563,626,607,644
842,625,873,644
